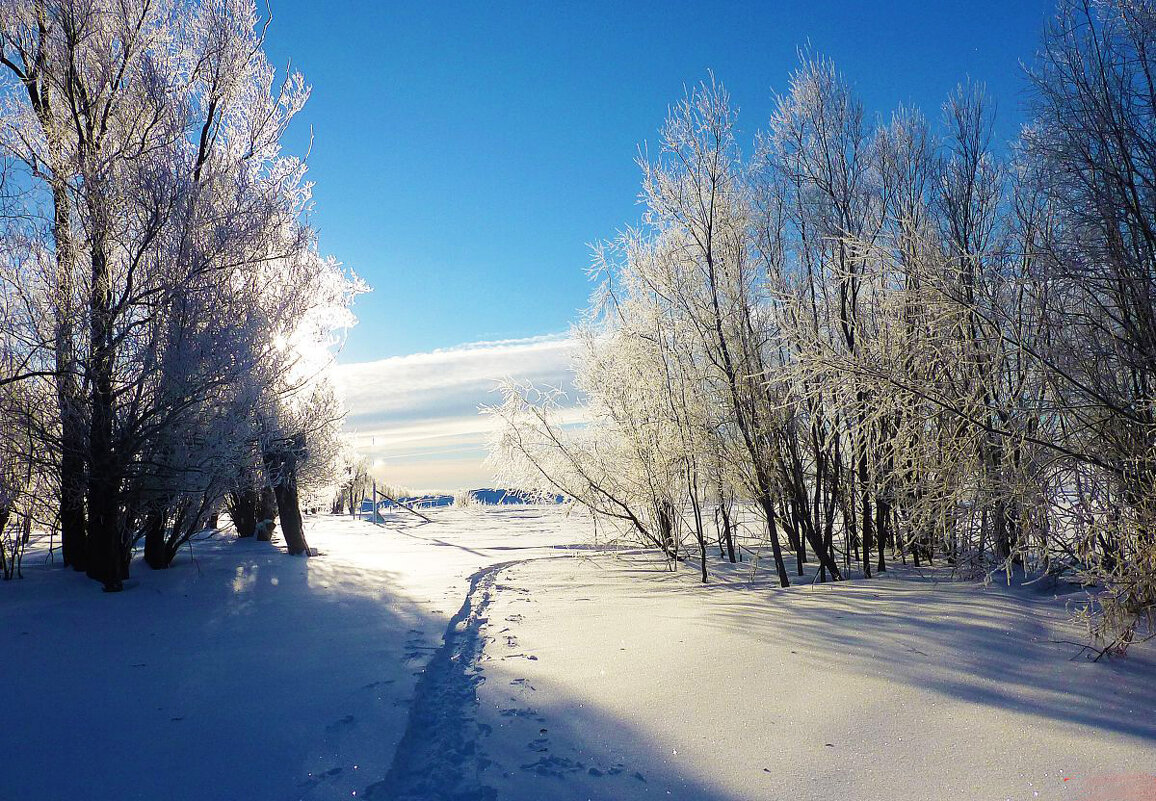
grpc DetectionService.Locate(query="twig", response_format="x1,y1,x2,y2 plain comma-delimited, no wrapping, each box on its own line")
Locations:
1050,638,1115,662
377,491,434,524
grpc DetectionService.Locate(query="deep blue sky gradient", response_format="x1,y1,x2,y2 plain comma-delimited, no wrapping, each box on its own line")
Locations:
262,1,1054,362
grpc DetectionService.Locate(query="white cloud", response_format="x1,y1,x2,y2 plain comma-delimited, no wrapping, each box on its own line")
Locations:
333,333,579,492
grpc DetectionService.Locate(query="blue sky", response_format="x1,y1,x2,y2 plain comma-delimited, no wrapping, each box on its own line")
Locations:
266,0,1052,362
263,1,1054,489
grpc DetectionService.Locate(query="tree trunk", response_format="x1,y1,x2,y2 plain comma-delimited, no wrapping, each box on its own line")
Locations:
789,497,805,576
656,499,677,561
688,481,707,583
261,485,277,526
761,495,790,588
51,181,88,572
143,510,167,570
876,495,889,573
719,501,736,563
272,471,308,554
84,241,126,591
0,504,10,580
229,487,258,537
265,449,309,555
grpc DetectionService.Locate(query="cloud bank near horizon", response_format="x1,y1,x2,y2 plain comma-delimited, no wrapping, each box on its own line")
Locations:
333,333,579,492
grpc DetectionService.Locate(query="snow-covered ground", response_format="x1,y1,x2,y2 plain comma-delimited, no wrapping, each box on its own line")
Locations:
0,507,591,801
2,508,1153,801
473,555,1156,801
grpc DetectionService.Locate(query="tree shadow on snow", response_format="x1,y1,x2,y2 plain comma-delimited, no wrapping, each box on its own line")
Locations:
0,522,447,801
683,555,1156,744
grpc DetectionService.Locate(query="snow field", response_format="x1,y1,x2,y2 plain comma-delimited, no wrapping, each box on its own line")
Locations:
2,507,1153,801
471,553,1156,801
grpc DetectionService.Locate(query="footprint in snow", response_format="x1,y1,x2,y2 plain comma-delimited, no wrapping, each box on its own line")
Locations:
519,754,583,777
325,715,355,733
297,766,343,789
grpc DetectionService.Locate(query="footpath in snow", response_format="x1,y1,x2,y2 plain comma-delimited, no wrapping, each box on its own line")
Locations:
2,506,1154,801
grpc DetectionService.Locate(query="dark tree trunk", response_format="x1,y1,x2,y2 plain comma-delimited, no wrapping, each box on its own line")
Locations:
715,509,726,558
143,510,167,570
84,242,126,591
688,481,707,583
272,471,308,554
0,505,9,564
876,495,889,573
761,495,791,588
265,447,309,555
261,485,277,524
0,505,10,580
788,497,805,577
846,472,859,571
228,487,259,537
655,499,677,561
797,505,808,564
821,488,837,583
58,407,88,571
85,477,123,590
52,181,88,572
719,502,736,563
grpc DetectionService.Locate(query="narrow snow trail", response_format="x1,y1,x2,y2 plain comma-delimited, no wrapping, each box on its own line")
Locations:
345,507,614,799
366,547,638,800
365,559,517,801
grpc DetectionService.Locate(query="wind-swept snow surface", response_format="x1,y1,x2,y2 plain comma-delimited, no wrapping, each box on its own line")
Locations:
3,507,1153,800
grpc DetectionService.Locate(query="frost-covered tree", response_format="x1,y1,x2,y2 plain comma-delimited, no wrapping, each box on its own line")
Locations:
0,0,363,587
1020,0,1156,646
489,6,1156,647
